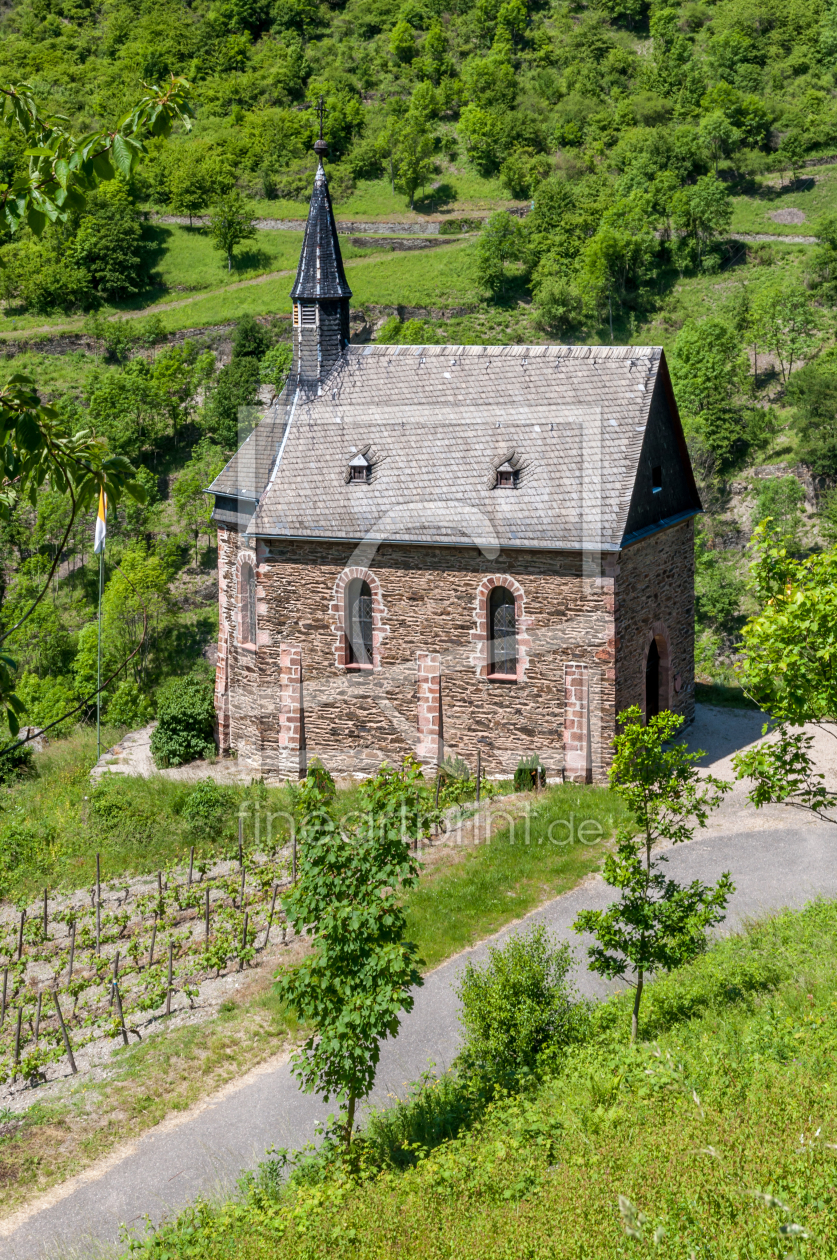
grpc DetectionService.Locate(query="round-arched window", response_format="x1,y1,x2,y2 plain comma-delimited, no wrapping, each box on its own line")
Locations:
488,586,517,677
345,578,373,667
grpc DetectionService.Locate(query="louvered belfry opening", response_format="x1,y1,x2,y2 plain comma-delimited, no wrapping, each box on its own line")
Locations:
289,134,352,392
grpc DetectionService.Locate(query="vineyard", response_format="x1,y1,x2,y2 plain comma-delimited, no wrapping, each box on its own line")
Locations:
0,827,296,1087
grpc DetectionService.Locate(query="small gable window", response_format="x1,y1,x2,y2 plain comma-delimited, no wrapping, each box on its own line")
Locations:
488,586,517,678
495,461,518,489
652,465,662,493
240,561,257,646
346,578,373,668
348,453,371,483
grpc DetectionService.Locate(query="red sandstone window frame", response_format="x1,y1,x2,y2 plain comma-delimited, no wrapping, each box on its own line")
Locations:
329,567,388,672
472,575,531,683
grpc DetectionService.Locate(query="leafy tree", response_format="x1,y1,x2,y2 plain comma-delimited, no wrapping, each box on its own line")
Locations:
87,360,165,461
475,210,525,295
105,678,154,728
152,341,214,443
777,130,807,186
390,18,416,63
394,122,435,210
751,475,806,550
578,199,656,340
259,343,293,397
698,110,741,175
208,190,257,271
275,770,423,1145
808,214,837,300
150,674,216,768
694,525,745,636
456,926,578,1080
787,357,837,475
670,318,748,463
70,181,151,301
574,708,732,1042
203,356,261,449
733,526,837,824
671,175,732,264
750,285,824,384
232,312,271,360
173,440,226,563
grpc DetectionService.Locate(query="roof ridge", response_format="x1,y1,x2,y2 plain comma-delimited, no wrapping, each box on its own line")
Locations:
352,344,663,358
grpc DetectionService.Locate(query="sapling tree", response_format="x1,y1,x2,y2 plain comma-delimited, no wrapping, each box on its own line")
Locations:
574,707,733,1042
275,770,424,1145
733,524,837,823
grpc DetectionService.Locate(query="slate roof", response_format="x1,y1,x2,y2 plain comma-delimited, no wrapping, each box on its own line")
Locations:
207,343,699,553
290,161,352,301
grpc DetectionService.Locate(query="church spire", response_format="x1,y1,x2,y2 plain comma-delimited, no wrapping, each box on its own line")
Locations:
290,99,351,391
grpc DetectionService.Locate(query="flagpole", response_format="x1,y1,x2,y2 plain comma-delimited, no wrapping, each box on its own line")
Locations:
97,545,104,762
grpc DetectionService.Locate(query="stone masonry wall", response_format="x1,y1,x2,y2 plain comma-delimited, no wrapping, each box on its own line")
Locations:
217,534,619,782
614,518,696,726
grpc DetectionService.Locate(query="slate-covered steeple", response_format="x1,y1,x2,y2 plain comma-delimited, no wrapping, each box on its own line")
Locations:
290,104,352,392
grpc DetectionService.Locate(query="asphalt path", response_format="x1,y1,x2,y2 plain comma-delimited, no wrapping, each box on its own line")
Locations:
3,787,835,1260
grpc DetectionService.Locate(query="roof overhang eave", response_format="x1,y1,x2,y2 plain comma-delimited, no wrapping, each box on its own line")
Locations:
619,506,702,550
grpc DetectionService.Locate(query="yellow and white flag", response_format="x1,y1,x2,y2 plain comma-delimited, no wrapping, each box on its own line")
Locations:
93,489,107,554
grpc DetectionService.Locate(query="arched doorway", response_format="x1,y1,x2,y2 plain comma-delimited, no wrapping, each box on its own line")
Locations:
645,638,660,720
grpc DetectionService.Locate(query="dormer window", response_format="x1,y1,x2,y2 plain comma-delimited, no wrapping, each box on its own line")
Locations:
349,453,371,483
294,303,317,327
652,465,662,493
496,461,518,489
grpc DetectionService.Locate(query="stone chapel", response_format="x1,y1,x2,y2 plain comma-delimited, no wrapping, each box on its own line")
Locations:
207,134,702,784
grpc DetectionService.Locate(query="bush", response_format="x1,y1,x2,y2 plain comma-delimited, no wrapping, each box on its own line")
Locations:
182,777,238,841
514,754,546,792
16,673,78,737
106,679,154,728
150,675,216,768
0,740,36,786
456,925,579,1079
302,758,336,801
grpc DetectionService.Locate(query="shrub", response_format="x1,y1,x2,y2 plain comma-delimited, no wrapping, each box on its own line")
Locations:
456,925,579,1079
106,680,154,729
302,758,336,801
182,777,238,841
0,740,36,786
514,754,546,792
150,675,216,768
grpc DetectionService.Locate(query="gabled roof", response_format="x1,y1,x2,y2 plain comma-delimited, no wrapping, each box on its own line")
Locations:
209,344,701,552
289,161,352,302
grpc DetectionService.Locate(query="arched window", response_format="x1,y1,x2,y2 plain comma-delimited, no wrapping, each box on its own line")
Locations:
345,578,373,668
240,561,257,646
488,586,517,678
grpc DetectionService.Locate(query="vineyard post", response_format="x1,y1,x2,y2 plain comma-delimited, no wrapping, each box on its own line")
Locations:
148,913,157,969
53,991,77,1074
434,772,441,808
476,750,481,804
204,887,210,948
17,909,25,960
166,941,173,1016
1,966,7,1026
238,816,243,869
292,832,297,884
68,922,76,982
188,846,194,889
112,982,129,1046
264,884,278,945
13,1007,22,1078
43,887,48,938
239,911,249,972
109,951,120,1007
34,992,42,1042
239,865,245,909
96,853,101,955
157,870,163,902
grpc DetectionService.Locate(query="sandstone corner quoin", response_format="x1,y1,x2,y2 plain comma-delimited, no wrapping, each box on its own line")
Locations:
208,135,701,786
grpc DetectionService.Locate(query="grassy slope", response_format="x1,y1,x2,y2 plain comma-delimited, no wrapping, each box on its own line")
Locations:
0,745,622,1216
129,899,837,1260
729,164,837,237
